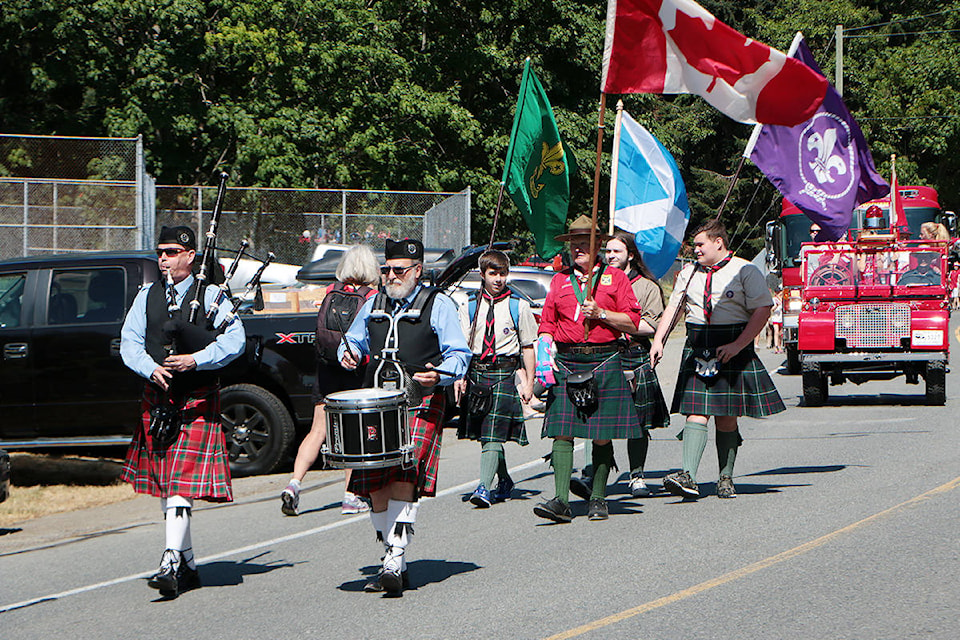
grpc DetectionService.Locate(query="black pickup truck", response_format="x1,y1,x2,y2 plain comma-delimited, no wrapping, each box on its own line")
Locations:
0,250,319,478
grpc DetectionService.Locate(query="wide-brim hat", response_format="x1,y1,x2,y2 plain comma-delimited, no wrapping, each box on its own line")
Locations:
554,215,612,243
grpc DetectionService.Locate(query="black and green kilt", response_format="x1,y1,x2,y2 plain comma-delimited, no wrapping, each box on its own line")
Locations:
542,350,641,440
458,367,528,445
622,344,670,432
672,323,786,418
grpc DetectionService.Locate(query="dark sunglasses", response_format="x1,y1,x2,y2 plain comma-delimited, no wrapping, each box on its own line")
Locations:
156,247,187,258
380,264,416,276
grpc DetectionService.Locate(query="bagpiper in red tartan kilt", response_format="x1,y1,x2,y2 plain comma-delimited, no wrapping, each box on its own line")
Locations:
121,383,233,503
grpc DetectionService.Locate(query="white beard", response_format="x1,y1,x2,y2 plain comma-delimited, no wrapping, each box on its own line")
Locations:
385,279,417,301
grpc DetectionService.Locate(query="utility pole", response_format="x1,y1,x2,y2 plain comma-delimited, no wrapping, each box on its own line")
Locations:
835,24,844,96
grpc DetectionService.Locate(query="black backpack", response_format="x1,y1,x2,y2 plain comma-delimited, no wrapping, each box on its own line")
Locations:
315,282,372,363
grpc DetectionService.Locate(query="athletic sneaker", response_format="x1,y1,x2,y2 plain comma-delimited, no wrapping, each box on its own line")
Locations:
716,475,737,499
628,472,651,498
492,476,515,503
469,483,492,508
342,492,370,514
533,497,573,523
280,485,300,516
663,470,700,499
587,497,609,521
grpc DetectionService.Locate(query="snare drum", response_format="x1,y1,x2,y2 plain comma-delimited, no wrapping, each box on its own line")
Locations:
323,388,411,469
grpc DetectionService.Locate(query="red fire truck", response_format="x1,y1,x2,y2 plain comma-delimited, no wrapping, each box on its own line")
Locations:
765,186,951,374
795,199,952,405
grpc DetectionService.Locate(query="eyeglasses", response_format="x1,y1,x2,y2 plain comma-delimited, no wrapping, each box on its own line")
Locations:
380,264,416,276
156,248,187,258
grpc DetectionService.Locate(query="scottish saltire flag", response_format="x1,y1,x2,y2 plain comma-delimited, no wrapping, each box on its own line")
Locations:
610,110,690,278
601,0,826,125
746,33,888,242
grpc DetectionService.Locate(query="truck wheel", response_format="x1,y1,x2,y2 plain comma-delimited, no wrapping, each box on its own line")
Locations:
802,362,827,407
785,344,801,375
220,384,295,477
925,361,946,406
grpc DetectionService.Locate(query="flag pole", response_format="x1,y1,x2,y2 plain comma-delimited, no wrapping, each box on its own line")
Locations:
490,58,533,250
586,92,607,275
714,155,746,222
608,100,625,235
584,92,607,339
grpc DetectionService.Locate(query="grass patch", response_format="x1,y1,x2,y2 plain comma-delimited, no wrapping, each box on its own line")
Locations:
0,453,136,527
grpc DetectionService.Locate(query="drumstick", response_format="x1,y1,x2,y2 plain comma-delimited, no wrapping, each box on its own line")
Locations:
370,355,459,377
334,311,359,364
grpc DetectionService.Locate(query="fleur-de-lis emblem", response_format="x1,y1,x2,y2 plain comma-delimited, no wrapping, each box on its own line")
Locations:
806,128,847,185
529,142,566,198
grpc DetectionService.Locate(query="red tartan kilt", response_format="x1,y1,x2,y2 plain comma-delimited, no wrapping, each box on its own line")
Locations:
348,391,446,499
121,384,233,502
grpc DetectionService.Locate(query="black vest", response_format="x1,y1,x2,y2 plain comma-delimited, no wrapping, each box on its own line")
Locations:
145,281,220,393
364,286,443,387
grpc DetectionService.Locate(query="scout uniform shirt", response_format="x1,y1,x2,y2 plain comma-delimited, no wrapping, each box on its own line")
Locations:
539,265,641,343
458,292,539,356
669,256,772,325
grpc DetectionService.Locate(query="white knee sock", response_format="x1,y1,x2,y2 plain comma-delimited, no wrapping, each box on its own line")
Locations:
164,496,195,569
384,500,419,573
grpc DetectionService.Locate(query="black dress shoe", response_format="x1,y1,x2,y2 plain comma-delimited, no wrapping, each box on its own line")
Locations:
148,549,180,593
147,550,201,598
364,570,409,593
533,497,573,523
379,568,404,595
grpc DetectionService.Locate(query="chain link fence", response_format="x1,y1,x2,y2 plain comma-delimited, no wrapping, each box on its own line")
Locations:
0,134,153,260
155,186,471,267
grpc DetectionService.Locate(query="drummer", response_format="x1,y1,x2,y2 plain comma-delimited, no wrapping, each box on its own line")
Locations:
339,238,470,595
533,215,644,523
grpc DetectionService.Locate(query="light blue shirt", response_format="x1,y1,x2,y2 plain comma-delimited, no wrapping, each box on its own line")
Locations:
337,285,471,386
120,275,246,380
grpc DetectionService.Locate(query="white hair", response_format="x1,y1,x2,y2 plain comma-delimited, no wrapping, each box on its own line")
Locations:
336,244,379,286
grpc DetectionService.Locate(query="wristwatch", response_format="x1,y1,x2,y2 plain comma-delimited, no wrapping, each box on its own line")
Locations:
599,309,607,321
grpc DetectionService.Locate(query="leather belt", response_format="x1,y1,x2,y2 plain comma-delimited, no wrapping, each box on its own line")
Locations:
556,342,621,355
471,356,520,371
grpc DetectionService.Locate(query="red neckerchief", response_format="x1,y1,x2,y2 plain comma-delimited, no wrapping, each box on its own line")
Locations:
479,288,511,361
701,253,733,323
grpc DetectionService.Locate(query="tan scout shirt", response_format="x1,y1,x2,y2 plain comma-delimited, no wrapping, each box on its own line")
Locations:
669,256,772,325
458,292,539,356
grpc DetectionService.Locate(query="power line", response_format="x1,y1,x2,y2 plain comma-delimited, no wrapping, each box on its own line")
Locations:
845,29,960,38
859,115,960,121
844,8,960,33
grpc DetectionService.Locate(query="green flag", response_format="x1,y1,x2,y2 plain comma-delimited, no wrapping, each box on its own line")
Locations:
501,59,573,259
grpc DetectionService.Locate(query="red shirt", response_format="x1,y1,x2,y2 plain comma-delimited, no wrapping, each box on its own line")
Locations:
538,265,641,344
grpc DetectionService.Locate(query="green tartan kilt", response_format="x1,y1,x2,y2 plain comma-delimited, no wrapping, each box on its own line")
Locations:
542,350,641,440
458,367,528,445
672,323,786,418
622,345,670,431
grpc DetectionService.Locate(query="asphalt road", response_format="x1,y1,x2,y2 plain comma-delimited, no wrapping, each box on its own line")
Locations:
2,318,959,639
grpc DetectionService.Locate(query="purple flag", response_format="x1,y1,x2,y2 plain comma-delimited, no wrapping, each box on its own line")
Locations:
746,35,889,242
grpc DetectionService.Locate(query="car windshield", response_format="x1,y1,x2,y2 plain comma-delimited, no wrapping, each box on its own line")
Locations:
803,245,945,288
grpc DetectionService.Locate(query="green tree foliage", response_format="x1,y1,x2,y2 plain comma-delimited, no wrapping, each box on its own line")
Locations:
2,0,959,254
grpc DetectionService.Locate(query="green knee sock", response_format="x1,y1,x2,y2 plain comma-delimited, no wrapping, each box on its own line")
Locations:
496,447,510,482
627,435,649,475
716,430,741,478
590,442,614,500
681,421,709,483
479,442,502,489
551,439,574,504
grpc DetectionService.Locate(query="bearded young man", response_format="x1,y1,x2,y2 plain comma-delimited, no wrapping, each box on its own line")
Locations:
651,219,785,500
339,238,471,595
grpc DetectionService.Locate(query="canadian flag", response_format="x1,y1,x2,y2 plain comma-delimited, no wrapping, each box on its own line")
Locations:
602,0,827,126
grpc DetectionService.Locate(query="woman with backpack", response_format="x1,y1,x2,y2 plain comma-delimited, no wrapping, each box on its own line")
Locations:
280,244,379,516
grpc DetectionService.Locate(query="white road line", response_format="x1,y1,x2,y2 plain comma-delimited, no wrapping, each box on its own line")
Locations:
0,454,553,614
